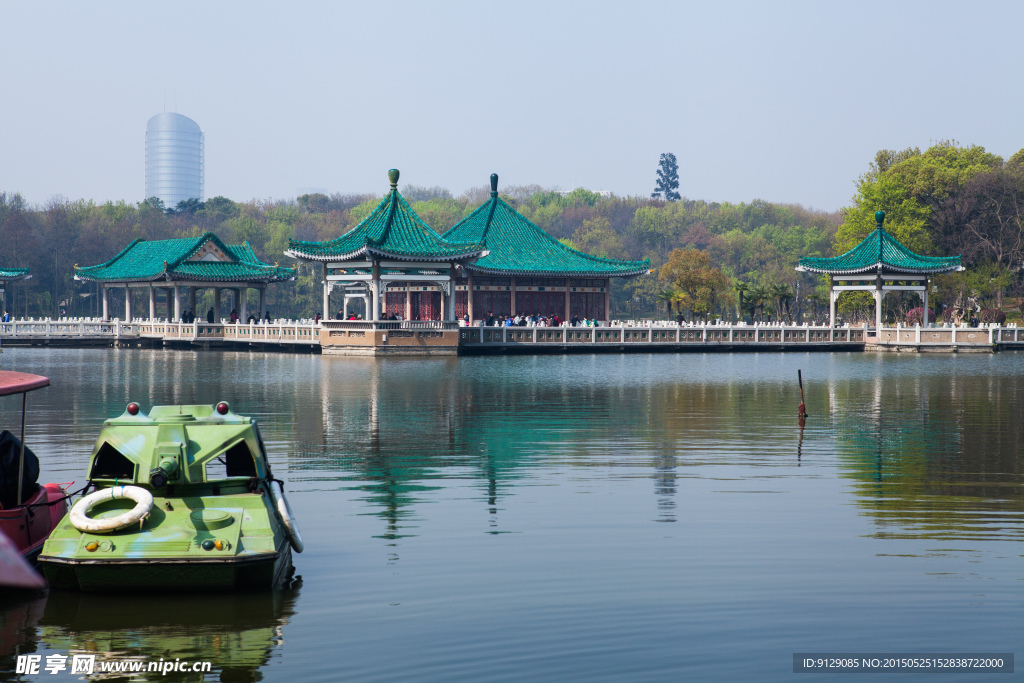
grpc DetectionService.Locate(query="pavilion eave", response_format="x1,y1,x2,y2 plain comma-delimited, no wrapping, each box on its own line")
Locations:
795,263,964,276
465,265,651,278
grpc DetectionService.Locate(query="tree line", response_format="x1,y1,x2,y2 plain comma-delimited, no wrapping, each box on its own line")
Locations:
2,141,1018,323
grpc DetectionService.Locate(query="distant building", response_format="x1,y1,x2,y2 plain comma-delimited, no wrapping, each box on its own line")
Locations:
145,113,204,209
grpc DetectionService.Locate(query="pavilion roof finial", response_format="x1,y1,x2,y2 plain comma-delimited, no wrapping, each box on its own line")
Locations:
875,210,885,229
490,173,498,198
388,168,400,191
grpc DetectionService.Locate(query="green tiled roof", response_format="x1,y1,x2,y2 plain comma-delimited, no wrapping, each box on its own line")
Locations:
443,177,650,278
798,226,962,275
286,169,486,262
75,233,296,283
0,267,30,281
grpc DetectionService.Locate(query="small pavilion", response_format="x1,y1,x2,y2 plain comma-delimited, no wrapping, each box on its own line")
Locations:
443,174,650,321
796,210,962,329
285,169,489,321
74,233,295,321
0,267,30,315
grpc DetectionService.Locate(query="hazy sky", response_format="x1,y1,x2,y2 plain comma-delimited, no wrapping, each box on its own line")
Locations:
2,0,1021,211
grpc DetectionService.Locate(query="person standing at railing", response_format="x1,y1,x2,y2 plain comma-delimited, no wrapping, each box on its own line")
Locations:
265,310,272,323
1,311,9,323
207,308,215,323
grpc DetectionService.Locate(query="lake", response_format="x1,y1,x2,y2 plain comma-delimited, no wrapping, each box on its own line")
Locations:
1,348,1021,681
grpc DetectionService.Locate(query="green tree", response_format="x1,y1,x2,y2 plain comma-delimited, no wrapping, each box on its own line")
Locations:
837,141,1002,255
651,153,681,201
733,281,749,322
658,248,731,321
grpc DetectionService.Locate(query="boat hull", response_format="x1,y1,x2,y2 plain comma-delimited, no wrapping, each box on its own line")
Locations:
40,544,292,592
0,483,69,562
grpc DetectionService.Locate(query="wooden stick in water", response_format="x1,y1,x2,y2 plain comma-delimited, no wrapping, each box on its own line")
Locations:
798,369,808,418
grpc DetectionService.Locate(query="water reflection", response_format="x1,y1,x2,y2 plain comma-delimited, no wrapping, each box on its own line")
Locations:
833,369,1024,543
2,349,1021,547
1,587,298,682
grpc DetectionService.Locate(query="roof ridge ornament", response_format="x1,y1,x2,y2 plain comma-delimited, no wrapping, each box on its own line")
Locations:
490,173,498,198
388,168,399,191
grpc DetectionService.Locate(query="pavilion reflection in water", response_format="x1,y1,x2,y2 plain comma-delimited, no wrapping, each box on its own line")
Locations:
831,369,1024,543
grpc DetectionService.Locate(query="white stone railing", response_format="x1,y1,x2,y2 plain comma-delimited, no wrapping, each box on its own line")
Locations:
459,323,869,345
321,320,459,331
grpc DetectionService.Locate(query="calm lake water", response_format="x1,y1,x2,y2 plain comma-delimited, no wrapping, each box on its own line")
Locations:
1,347,1021,682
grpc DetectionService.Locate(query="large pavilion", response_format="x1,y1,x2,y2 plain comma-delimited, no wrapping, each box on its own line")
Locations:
0,267,30,315
796,210,963,329
75,233,295,321
285,169,489,322
444,174,650,322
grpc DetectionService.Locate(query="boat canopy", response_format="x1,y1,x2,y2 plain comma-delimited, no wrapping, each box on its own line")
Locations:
0,372,50,397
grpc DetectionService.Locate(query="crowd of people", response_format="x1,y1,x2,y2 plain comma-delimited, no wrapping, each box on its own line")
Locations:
200,308,273,324
480,312,599,328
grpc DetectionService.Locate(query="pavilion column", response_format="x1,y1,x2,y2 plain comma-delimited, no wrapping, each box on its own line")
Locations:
214,288,222,322
322,263,330,321
102,285,110,321
467,272,474,322
371,260,381,321
510,276,517,317
405,283,411,321
603,279,610,322
875,271,883,332
124,285,132,322
148,286,156,321
829,276,836,327
922,276,929,326
239,284,248,322
260,286,267,321
173,284,181,321
448,262,456,321
565,277,571,322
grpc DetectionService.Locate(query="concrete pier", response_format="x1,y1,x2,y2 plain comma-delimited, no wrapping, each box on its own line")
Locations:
2,318,1022,355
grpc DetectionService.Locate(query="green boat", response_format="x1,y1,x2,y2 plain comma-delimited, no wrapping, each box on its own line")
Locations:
38,402,302,592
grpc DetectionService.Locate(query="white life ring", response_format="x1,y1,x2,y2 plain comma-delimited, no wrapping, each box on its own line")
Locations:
269,480,303,553
70,485,154,534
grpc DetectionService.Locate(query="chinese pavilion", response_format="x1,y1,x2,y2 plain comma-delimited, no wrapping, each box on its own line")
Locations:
443,174,650,321
0,267,30,315
74,233,295,321
285,169,488,322
796,211,962,329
